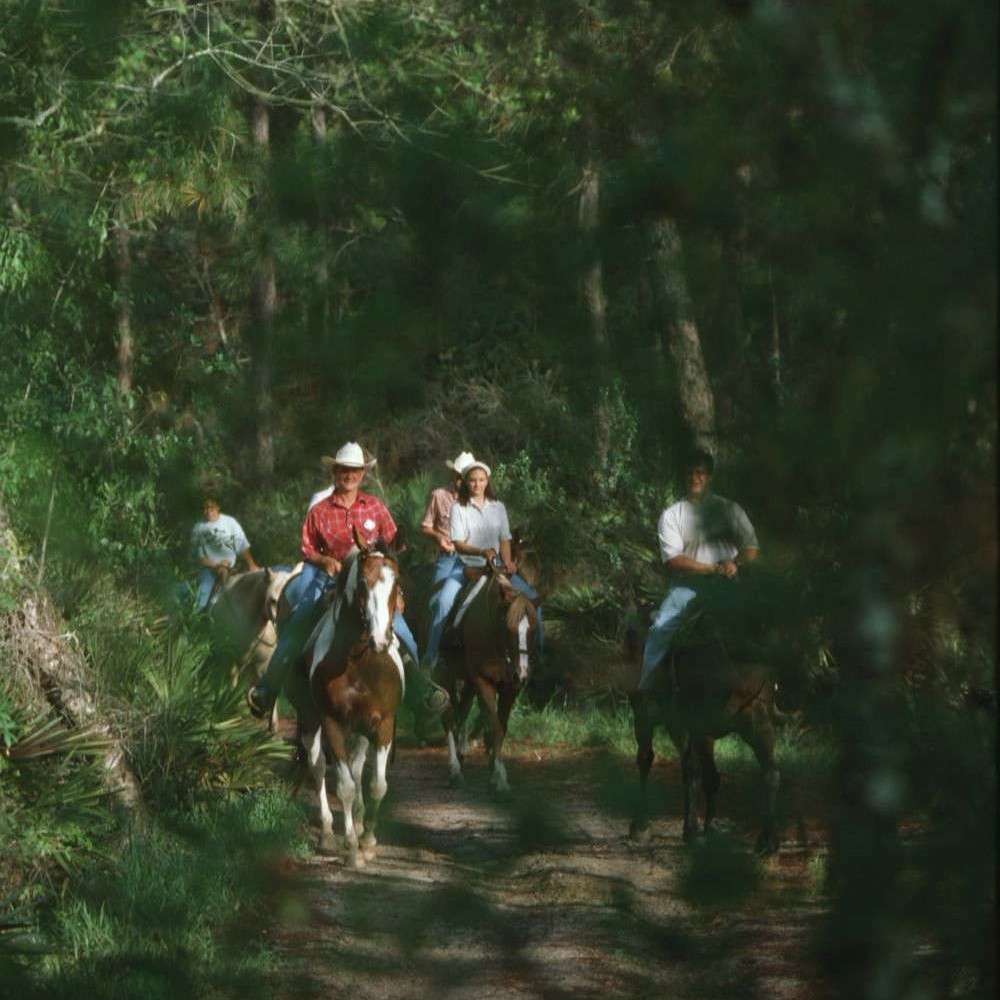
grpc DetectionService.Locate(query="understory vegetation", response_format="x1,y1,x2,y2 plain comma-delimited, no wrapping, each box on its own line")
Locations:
1,1,995,997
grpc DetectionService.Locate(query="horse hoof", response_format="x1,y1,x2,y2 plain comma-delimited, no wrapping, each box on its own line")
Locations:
318,836,338,856
448,771,464,788
628,820,651,844
347,850,365,870
362,845,377,862
682,826,699,845
360,834,377,850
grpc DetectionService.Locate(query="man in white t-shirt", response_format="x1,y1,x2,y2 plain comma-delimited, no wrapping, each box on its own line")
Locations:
190,495,259,611
638,450,759,692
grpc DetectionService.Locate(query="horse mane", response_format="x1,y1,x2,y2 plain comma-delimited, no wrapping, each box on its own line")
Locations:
505,592,537,631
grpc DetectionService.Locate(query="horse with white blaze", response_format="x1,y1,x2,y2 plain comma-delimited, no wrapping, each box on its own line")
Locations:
288,529,405,868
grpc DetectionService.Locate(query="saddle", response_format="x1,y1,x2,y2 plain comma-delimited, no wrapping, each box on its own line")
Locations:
440,568,519,650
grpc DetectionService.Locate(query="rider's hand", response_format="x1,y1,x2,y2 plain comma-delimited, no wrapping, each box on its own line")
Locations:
718,560,738,579
320,556,342,576
482,548,498,564
439,537,455,554
503,559,517,576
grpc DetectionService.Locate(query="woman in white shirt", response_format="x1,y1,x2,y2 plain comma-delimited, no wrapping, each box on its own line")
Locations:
424,457,542,667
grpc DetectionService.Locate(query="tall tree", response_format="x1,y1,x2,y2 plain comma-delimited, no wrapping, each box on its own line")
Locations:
650,216,717,454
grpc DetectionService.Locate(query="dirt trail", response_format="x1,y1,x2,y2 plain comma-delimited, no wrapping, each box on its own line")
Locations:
269,741,827,1000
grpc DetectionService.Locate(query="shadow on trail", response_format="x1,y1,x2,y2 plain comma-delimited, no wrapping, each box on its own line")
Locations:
270,744,826,1000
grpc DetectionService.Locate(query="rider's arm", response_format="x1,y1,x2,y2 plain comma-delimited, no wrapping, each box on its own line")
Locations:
239,547,260,572
421,491,455,552
420,521,453,548
300,509,338,574
665,554,725,577
499,538,515,575
735,547,759,567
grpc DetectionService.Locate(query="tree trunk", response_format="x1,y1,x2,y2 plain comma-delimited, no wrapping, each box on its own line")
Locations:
578,161,611,486
250,97,275,479
578,162,607,350
650,216,718,455
311,102,332,337
112,220,133,395
0,499,141,809
768,265,783,404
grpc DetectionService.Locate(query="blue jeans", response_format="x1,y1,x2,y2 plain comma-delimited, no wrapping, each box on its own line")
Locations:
424,555,466,666
424,554,544,666
257,565,418,700
194,568,218,612
638,585,699,691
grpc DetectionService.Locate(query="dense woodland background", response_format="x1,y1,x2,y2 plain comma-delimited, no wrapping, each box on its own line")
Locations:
0,2,995,997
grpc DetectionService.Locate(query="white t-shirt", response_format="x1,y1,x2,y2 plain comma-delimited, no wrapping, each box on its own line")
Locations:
450,499,512,567
307,486,334,511
657,495,758,569
190,513,250,567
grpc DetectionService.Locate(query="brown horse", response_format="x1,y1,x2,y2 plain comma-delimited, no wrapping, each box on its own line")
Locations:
289,534,404,867
208,565,302,732
626,611,780,854
440,561,538,793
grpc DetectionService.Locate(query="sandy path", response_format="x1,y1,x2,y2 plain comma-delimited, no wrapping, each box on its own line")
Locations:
268,741,828,1000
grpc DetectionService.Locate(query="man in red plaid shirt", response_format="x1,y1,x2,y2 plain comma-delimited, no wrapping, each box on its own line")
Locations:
247,442,447,719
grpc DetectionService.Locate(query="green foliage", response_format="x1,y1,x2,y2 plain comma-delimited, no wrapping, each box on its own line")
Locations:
10,791,307,1000
0,0,995,995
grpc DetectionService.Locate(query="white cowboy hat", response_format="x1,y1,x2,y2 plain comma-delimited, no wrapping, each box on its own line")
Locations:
462,457,492,478
321,447,376,472
446,451,476,474
331,441,366,469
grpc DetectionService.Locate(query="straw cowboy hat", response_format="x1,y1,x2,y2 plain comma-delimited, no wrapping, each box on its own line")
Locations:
320,442,377,472
446,451,476,474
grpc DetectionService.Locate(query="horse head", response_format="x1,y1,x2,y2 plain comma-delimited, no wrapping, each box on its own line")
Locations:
345,526,401,653
505,595,537,684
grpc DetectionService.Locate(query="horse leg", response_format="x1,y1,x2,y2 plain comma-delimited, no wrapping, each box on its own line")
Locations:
694,737,720,836
362,719,393,861
348,734,369,849
474,677,509,795
679,737,701,844
492,679,517,793
321,717,363,868
445,681,476,786
741,707,781,855
303,724,336,855
454,681,476,760
629,693,655,842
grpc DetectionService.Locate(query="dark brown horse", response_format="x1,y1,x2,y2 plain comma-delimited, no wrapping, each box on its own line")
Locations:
440,560,538,792
626,611,780,854
289,534,404,868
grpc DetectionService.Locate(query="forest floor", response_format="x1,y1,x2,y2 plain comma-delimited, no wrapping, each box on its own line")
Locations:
263,731,831,1000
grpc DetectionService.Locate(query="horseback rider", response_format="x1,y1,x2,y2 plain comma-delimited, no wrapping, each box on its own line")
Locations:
190,493,259,611
422,455,542,672
246,441,444,718
638,449,759,693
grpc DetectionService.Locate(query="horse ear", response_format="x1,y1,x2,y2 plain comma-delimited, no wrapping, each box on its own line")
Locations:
352,525,371,553
265,567,273,582
385,525,405,557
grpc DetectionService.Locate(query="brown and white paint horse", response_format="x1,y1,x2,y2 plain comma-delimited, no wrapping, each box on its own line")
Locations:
291,531,404,868
209,564,302,732
441,561,538,793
